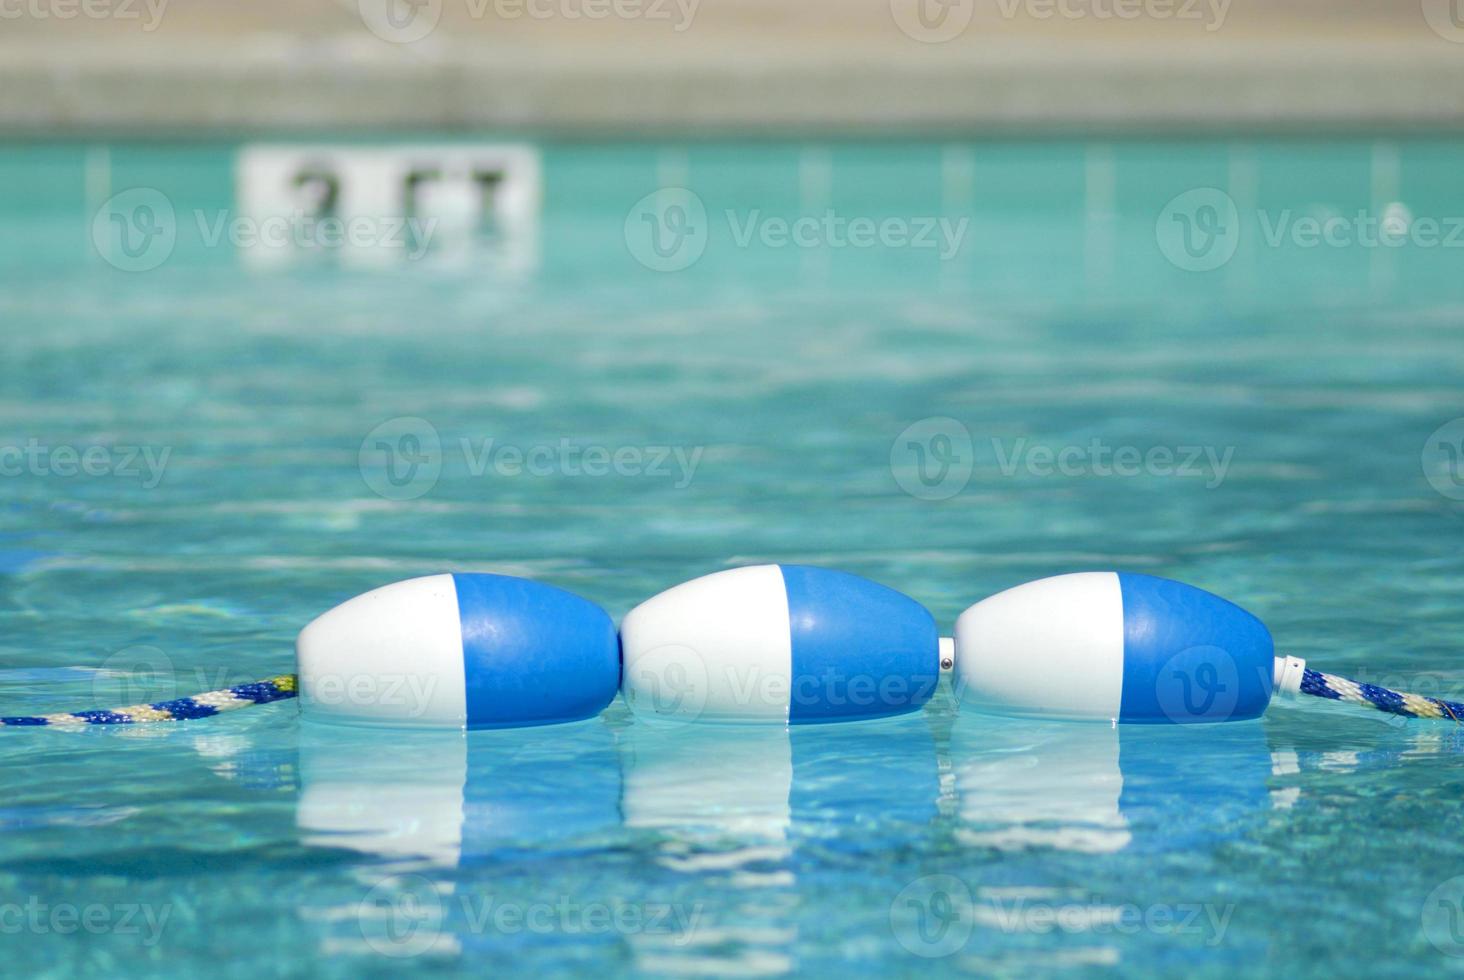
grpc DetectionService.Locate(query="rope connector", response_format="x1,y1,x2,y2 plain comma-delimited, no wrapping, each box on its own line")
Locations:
1272,656,1307,698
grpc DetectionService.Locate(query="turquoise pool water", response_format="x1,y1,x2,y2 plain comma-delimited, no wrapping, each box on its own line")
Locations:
2,139,1464,977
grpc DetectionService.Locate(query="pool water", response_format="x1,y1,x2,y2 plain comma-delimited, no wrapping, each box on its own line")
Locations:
2,139,1464,977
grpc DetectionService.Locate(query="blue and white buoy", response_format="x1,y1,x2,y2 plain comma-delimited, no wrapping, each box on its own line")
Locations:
295,573,619,729
954,572,1297,724
620,564,939,724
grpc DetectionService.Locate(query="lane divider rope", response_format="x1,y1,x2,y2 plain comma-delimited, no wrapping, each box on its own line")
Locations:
1299,668,1462,722
0,675,298,727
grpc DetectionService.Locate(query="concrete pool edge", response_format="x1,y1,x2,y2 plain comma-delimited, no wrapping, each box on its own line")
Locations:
4,39,1464,136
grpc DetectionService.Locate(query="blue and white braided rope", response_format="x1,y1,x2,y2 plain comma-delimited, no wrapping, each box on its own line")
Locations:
1300,668,1463,722
0,675,297,727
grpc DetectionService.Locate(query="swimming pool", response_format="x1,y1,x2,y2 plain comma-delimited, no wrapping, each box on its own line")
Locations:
3,138,1464,976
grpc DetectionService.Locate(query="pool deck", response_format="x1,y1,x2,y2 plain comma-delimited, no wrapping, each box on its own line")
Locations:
3,1,1464,135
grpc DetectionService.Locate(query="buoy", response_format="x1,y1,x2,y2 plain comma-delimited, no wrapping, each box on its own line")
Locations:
620,564,939,724
295,573,619,730
953,572,1281,724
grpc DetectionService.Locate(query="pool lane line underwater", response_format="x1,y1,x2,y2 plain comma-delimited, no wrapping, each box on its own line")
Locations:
1,567,1459,728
